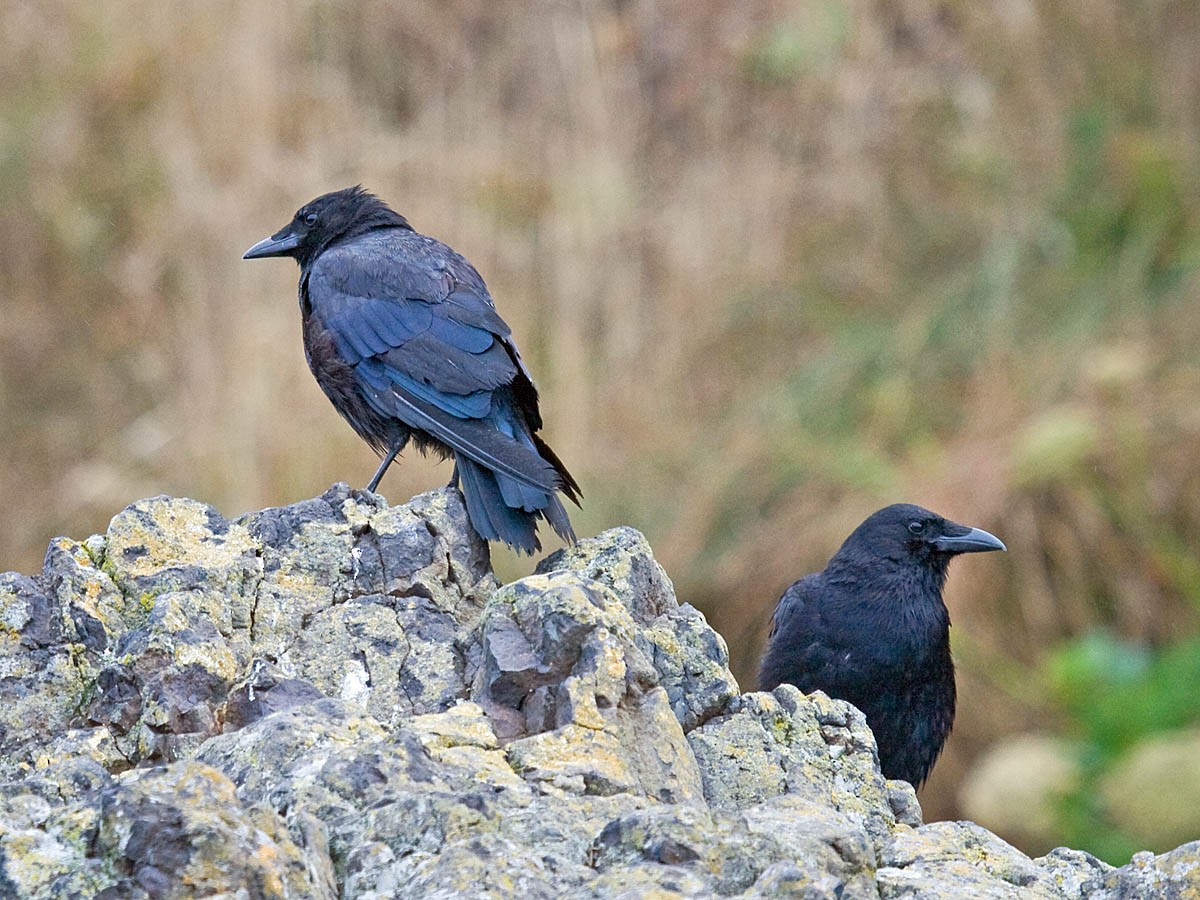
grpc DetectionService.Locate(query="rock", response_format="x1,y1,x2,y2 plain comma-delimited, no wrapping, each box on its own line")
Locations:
0,570,97,778
93,761,329,899
687,684,900,849
468,567,704,804
592,797,879,897
538,526,739,732
470,573,658,738
0,486,1194,897
536,526,676,623
221,658,325,730
878,821,1062,898
1098,842,1200,899
1035,847,1113,898
0,758,330,900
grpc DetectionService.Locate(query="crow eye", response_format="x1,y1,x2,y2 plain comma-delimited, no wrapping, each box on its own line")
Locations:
908,521,926,535
304,212,319,226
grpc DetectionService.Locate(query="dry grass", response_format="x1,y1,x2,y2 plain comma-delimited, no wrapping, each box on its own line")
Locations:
3,0,1200,840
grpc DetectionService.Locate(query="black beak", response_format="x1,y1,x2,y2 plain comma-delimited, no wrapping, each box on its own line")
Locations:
243,230,302,259
931,525,1006,554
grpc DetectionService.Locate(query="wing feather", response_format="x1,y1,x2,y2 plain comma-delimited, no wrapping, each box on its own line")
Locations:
307,230,564,498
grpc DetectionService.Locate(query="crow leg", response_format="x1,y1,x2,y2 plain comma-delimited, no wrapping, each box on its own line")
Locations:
366,444,402,493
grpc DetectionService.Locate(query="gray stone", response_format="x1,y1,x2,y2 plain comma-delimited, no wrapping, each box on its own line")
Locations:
645,601,741,733
687,684,899,853
538,526,739,732
0,487,1195,898
536,525,676,624
1034,847,1113,898
1095,842,1200,899
220,657,326,730
878,821,1065,899
93,760,331,899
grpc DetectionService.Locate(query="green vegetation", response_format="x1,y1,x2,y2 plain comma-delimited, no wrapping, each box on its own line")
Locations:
1047,632,1200,862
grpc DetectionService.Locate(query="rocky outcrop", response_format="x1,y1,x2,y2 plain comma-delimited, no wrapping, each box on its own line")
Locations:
0,485,1196,898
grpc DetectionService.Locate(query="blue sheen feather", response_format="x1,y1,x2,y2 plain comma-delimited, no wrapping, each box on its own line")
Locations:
427,314,495,353
325,310,382,360
355,358,492,420
362,300,432,346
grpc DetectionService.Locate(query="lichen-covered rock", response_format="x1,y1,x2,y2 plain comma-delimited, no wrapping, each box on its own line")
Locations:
592,796,879,897
0,759,331,899
1035,847,1113,898
93,761,330,899
687,683,906,851
0,570,96,778
470,572,658,737
240,486,493,728
538,526,739,732
877,821,1067,898
0,487,1194,898
1093,841,1200,899
468,568,704,805
536,526,676,623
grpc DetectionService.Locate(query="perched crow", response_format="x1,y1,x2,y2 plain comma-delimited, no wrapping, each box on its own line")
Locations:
758,504,1005,787
243,186,580,553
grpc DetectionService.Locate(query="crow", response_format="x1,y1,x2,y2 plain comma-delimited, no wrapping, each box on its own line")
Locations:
757,503,1005,787
243,186,580,553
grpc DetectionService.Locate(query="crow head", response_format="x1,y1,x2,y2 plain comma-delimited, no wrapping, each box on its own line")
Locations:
243,185,410,270
835,503,1006,576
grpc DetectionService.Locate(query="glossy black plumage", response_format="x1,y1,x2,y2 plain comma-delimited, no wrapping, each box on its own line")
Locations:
244,186,580,553
758,504,1005,786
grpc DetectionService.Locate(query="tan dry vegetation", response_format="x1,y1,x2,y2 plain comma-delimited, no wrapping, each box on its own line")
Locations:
3,1,1200,831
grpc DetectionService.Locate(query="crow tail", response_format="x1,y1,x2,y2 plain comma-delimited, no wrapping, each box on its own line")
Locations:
455,454,576,555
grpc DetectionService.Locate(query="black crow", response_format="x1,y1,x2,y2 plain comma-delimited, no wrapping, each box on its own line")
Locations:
758,503,1005,787
243,186,580,553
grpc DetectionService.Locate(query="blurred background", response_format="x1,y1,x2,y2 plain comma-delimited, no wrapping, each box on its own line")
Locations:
3,0,1199,864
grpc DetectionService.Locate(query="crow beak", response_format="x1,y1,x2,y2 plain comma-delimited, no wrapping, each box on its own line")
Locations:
243,230,301,259
931,526,1006,554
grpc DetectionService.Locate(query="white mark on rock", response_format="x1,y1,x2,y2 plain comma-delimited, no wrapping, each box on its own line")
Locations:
340,659,371,704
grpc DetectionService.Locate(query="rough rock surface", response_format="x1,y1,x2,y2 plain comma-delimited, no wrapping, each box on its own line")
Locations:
0,485,1194,898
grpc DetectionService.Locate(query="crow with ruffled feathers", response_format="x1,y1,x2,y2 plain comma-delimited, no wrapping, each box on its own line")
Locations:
244,187,580,553
758,504,1005,786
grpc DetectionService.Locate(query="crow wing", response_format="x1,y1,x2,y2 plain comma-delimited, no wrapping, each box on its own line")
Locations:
762,572,899,695
306,229,561,493
763,575,845,686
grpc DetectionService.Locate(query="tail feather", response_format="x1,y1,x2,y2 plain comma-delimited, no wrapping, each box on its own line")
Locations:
493,469,576,544
494,470,545,512
448,412,579,553
540,494,577,545
456,456,540,554
532,433,582,505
